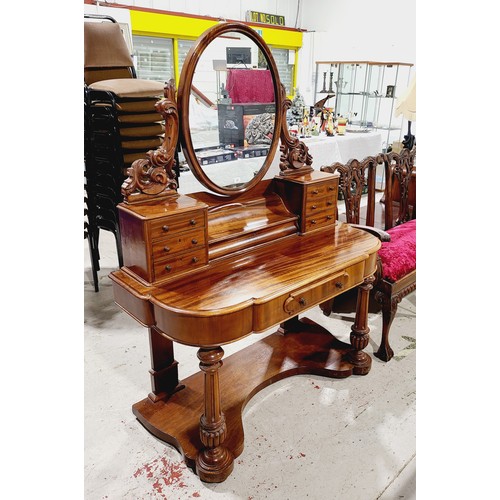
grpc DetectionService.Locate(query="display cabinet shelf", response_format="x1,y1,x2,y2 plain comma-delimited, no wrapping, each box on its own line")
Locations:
314,61,414,153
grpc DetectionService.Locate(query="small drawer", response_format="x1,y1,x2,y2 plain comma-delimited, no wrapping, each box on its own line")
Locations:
150,211,205,240
153,248,207,281
305,195,337,213
152,228,206,260
304,211,336,232
306,182,337,199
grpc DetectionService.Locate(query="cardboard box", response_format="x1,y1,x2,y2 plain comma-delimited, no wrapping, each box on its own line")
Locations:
218,103,276,147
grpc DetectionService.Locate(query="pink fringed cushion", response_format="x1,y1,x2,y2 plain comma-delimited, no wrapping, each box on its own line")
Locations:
378,219,416,282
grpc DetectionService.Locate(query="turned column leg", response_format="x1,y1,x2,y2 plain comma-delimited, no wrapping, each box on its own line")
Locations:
348,275,375,375
196,347,234,483
147,326,183,402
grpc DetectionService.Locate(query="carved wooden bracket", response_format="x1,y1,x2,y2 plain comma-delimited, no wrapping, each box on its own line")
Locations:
121,79,179,204
278,84,313,176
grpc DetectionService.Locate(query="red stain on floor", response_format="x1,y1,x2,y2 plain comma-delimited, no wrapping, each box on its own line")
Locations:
133,455,189,497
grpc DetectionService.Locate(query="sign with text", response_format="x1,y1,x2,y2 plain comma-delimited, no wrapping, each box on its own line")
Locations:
246,10,285,26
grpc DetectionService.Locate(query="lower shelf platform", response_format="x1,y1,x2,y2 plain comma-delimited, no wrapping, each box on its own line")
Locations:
132,317,371,475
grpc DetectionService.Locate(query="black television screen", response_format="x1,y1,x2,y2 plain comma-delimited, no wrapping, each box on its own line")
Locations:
226,47,251,65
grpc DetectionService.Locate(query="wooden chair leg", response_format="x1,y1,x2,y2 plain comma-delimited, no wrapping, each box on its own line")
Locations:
374,291,396,361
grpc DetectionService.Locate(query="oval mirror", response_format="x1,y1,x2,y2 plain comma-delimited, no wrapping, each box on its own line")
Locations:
178,23,283,196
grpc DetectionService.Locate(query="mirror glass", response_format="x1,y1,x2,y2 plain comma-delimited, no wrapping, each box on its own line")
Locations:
186,30,277,191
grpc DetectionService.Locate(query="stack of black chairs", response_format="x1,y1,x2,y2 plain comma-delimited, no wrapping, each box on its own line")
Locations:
84,14,165,290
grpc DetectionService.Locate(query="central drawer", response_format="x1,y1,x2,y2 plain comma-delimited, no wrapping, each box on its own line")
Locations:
252,260,365,331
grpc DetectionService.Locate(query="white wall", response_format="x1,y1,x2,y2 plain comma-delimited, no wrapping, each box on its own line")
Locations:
302,0,415,62
297,0,415,105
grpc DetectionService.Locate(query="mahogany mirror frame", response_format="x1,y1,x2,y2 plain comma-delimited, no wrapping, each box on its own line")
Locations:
177,22,284,196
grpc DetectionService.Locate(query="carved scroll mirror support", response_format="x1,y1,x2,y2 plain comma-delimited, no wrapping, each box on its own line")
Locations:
121,79,179,204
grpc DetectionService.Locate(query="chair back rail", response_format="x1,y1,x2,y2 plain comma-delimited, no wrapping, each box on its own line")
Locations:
321,147,416,231
384,148,416,229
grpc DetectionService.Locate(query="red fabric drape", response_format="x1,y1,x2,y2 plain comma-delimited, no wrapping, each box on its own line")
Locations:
226,69,274,103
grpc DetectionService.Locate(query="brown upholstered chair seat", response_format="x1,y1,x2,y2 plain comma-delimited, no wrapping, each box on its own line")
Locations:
119,123,165,137
121,137,164,150
123,151,157,165
114,99,161,113
88,78,165,99
117,112,163,124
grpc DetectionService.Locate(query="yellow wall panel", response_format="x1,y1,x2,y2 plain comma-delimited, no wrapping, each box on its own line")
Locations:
130,10,302,48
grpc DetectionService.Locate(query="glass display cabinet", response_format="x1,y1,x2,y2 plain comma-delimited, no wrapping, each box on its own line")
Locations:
314,61,414,153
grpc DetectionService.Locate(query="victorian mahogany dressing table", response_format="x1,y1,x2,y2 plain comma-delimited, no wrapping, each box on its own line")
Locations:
109,23,381,483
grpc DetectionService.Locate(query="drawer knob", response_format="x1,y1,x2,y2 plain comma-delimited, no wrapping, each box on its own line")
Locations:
191,238,198,245
312,189,319,195
311,204,317,209
335,281,343,289
163,246,171,252
327,215,333,220
192,257,199,264
190,219,197,225
299,297,307,306
327,201,333,206
165,265,172,272
162,225,169,232
329,186,335,191
311,219,317,224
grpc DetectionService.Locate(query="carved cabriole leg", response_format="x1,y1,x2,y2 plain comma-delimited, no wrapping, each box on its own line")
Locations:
348,275,375,374
196,347,234,483
374,291,396,362
147,326,183,402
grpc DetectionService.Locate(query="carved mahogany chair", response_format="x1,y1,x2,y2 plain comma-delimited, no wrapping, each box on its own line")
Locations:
320,148,416,361
84,14,165,290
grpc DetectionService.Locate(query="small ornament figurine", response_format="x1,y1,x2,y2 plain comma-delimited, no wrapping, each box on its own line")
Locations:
300,106,310,137
337,116,347,135
325,112,335,136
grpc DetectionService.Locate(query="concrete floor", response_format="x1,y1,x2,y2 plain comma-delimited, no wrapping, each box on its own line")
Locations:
84,230,416,500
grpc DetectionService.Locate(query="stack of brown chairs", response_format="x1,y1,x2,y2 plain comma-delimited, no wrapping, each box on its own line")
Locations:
320,148,416,361
84,14,166,290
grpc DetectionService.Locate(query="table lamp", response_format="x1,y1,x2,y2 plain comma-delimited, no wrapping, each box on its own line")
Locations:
395,74,416,150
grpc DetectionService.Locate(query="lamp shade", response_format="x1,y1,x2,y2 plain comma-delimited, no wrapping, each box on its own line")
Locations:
395,74,416,122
